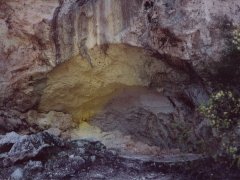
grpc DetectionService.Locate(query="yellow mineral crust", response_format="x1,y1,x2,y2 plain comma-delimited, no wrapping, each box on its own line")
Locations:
39,44,163,122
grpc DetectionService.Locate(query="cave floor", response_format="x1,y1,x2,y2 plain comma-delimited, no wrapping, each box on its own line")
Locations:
71,86,178,156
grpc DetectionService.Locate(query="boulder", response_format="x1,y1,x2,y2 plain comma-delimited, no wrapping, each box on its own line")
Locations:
0,132,64,167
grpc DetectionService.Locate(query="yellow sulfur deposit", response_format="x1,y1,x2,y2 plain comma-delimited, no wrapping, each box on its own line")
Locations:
39,44,163,122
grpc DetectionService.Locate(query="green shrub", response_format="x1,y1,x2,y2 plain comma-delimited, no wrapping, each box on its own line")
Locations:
233,28,240,51
199,91,240,131
198,27,240,167
199,90,240,165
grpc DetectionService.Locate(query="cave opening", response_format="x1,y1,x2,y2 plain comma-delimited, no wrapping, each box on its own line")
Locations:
38,44,200,155
39,44,169,121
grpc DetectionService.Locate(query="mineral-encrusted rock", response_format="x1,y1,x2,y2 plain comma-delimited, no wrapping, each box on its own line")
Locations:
27,110,75,131
0,0,240,164
52,0,240,73
0,0,240,113
0,0,240,179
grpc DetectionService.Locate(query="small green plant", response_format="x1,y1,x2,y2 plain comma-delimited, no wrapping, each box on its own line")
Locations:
198,27,240,168
233,28,240,51
199,91,240,131
199,90,240,165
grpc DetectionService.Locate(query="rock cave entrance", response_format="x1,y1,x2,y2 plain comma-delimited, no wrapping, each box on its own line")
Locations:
38,44,198,155
39,44,170,119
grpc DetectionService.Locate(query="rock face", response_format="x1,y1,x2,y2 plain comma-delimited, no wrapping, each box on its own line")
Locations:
0,110,28,133
0,0,239,112
0,0,240,155
0,0,59,111
71,86,206,155
38,44,206,121
0,131,64,167
27,110,75,132
53,0,240,65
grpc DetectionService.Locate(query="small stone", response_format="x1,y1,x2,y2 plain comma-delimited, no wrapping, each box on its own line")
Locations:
146,173,158,179
44,128,61,137
69,154,75,158
75,156,85,163
27,111,75,132
0,132,22,153
90,173,105,179
90,155,96,162
78,147,85,154
24,160,43,171
108,149,118,156
29,127,37,133
11,168,23,180
1,132,64,165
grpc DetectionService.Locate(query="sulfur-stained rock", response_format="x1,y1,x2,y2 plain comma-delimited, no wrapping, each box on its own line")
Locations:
87,87,201,152
0,2,240,178
52,0,240,72
27,110,75,131
0,0,239,113
0,0,240,171
38,44,174,121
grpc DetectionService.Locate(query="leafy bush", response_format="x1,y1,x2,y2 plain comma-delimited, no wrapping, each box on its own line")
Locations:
199,91,240,131
198,26,240,168
233,28,240,50
199,90,240,164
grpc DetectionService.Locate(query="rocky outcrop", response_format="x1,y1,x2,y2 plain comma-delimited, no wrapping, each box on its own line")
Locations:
0,0,59,111
0,0,240,112
0,109,75,139
52,0,240,72
0,110,28,134
38,44,207,120
0,132,239,179
0,132,64,167
27,110,75,137
0,0,240,158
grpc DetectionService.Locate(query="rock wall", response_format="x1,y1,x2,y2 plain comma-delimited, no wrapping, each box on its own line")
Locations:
0,0,240,112
53,0,240,68
0,0,59,111
0,0,240,152
39,44,198,121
